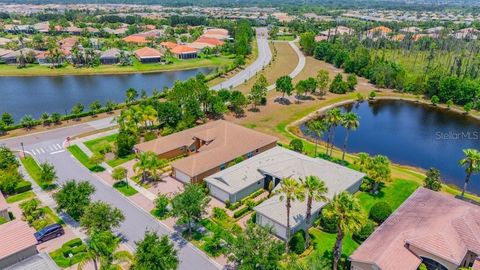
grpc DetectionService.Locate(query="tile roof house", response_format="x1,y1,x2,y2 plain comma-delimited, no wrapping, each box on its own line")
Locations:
100,48,122,64
0,221,38,269
135,120,278,183
123,35,150,44
224,147,364,240
0,191,9,221
350,188,480,270
5,252,59,270
170,45,198,59
133,47,162,63
195,37,225,47
366,26,392,39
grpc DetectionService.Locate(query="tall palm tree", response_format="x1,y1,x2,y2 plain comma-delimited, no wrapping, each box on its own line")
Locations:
150,157,168,181
302,176,328,248
140,105,157,129
459,149,480,198
78,231,117,270
274,177,305,253
306,119,327,157
324,109,343,156
341,112,360,161
326,192,364,270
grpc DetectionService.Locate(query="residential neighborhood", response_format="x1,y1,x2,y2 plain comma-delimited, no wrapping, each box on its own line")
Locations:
0,1,480,270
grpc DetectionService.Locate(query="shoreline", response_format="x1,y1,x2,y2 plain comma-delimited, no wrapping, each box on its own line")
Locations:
0,63,221,77
286,94,480,198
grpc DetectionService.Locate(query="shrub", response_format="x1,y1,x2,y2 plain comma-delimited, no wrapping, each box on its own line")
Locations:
418,263,428,270
225,199,230,209
423,167,442,191
250,212,257,223
289,138,304,153
64,238,83,248
228,202,241,211
96,141,112,154
14,181,32,194
359,177,375,192
369,91,376,99
233,206,250,219
231,223,242,234
369,202,392,223
289,230,306,254
213,207,228,220
353,220,375,243
319,206,338,233
154,194,170,217
144,131,157,142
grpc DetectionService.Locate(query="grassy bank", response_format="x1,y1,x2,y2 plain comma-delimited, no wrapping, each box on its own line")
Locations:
67,145,105,172
0,55,234,76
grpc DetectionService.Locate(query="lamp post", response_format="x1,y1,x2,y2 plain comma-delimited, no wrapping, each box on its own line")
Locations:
20,142,25,158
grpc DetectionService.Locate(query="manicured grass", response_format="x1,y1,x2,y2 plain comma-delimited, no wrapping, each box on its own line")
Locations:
356,179,420,214
113,181,138,196
67,145,105,172
42,206,64,226
306,228,359,267
84,134,135,167
274,35,296,41
50,238,87,268
0,55,234,76
20,156,55,190
5,190,35,203
84,134,117,152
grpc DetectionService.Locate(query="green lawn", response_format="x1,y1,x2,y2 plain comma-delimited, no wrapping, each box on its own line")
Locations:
84,134,135,167
274,35,296,41
42,206,64,226
5,190,35,203
0,55,234,76
50,238,87,268
356,179,420,214
113,181,138,196
20,157,55,190
67,145,105,172
305,228,359,268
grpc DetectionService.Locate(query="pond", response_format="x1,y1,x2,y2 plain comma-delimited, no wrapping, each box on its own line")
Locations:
300,99,480,195
0,67,213,122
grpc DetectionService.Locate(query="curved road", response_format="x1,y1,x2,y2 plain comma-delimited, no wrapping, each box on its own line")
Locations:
267,40,306,91
211,27,272,90
0,31,306,270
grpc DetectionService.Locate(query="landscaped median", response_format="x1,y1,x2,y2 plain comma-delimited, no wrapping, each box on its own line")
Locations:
67,145,105,172
20,156,56,190
113,181,138,196
83,133,135,167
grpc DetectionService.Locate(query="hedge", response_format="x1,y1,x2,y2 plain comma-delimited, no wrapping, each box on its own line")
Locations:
228,201,241,211
50,238,87,268
289,230,306,254
353,220,376,243
233,206,250,219
14,181,32,194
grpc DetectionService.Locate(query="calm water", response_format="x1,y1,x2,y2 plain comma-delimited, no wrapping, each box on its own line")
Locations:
300,100,480,194
0,67,213,121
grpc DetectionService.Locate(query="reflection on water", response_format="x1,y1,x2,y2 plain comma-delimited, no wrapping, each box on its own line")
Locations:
300,99,480,195
0,67,212,121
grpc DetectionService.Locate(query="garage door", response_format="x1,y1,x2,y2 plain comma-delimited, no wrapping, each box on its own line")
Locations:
174,169,190,183
209,185,229,202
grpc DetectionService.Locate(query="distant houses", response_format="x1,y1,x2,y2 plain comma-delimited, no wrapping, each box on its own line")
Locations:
134,47,163,63
100,48,123,64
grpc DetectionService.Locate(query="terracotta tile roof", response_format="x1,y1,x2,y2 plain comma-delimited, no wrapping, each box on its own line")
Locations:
135,120,278,178
187,42,215,50
195,37,224,46
123,35,149,44
0,221,37,259
0,191,7,211
58,37,77,49
350,188,480,270
160,41,178,50
204,28,229,36
134,47,163,58
369,26,392,34
171,45,197,54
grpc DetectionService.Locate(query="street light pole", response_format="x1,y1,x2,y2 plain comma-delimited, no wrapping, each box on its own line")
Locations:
20,142,25,158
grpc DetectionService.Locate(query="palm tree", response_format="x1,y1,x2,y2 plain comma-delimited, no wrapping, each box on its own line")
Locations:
459,149,480,198
306,119,327,157
302,176,328,248
274,177,305,253
150,157,168,181
341,112,360,161
326,192,364,270
140,105,157,129
324,109,343,156
134,151,156,183
78,231,131,270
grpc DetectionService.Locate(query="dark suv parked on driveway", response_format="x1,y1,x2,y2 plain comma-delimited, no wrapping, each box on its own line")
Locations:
34,223,64,243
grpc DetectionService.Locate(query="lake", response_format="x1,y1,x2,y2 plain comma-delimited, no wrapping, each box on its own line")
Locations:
0,67,213,121
300,99,480,195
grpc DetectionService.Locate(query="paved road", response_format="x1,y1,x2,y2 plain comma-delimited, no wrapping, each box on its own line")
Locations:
0,121,221,270
211,27,272,90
